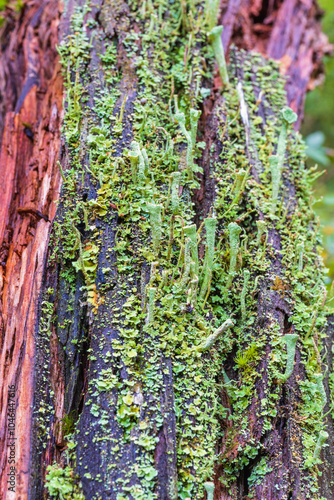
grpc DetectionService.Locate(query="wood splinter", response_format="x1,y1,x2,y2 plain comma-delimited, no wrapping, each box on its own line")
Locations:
17,206,50,222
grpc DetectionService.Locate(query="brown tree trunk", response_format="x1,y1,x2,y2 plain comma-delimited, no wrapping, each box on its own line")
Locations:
0,2,62,497
0,1,332,499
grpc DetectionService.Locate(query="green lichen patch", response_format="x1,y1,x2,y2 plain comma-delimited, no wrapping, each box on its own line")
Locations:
35,1,331,499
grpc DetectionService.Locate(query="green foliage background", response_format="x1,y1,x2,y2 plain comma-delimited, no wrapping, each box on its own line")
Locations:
302,0,334,287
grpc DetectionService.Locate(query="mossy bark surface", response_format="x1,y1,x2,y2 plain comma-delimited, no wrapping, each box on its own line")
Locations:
0,1,333,500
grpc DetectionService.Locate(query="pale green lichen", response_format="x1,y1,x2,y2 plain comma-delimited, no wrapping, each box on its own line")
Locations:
129,141,149,183
174,111,195,179
171,171,181,214
240,269,250,321
277,107,298,175
270,107,297,213
226,222,241,288
296,239,304,271
256,219,266,247
164,293,174,314
208,26,229,86
147,203,163,251
188,274,199,306
282,333,299,382
184,224,199,274
190,108,201,145
203,481,214,500
161,269,168,288
314,373,327,408
205,0,219,31
269,155,280,214
181,238,192,290
313,430,328,459
199,217,217,304
166,215,174,263
197,318,234,351
129,141,141,182
232,168,247,205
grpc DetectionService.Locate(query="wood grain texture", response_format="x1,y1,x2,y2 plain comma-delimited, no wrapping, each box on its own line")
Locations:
0,2,62,498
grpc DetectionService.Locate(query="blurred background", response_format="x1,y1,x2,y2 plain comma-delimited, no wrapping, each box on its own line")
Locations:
302,0,334,290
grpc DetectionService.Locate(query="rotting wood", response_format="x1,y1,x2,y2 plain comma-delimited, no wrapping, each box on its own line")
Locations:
0,1,62,497
0,0,333,499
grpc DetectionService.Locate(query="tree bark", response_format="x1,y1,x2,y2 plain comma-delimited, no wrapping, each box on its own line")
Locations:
0,2,62,497
0,1,333,499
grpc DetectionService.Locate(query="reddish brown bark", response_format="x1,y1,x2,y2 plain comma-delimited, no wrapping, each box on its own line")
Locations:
220,0,332,125
0,2,62,497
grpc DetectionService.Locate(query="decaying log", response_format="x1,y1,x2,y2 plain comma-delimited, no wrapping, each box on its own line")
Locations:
0,0,333,499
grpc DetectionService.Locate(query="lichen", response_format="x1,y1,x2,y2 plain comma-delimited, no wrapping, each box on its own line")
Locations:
281,333,299,382
226,222,241,288
37,3,330,499
207,26,229,86
313,430,328,459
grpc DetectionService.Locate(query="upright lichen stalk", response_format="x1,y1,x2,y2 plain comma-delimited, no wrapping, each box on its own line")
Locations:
282,333,299,382
240,269,250,320
206,0,219,31
147,203,163,252
171,171,181,214
232,168,247,205
207,26,229,87
256,219,266,247
296,239,304,271
270,107,297,213
313,430,328,459
197,319,234,351
314,373,327,408
129,141,140,182
184,224,199,275
227,222,241,288
276,107,298,174
199,217,217,304
203,481,215,500
181,238,192,290
174,109,200,180
269,155,280,214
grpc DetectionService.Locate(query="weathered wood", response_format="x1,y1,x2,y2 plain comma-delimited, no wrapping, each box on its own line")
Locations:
0,0,333,499
0,1,62,497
